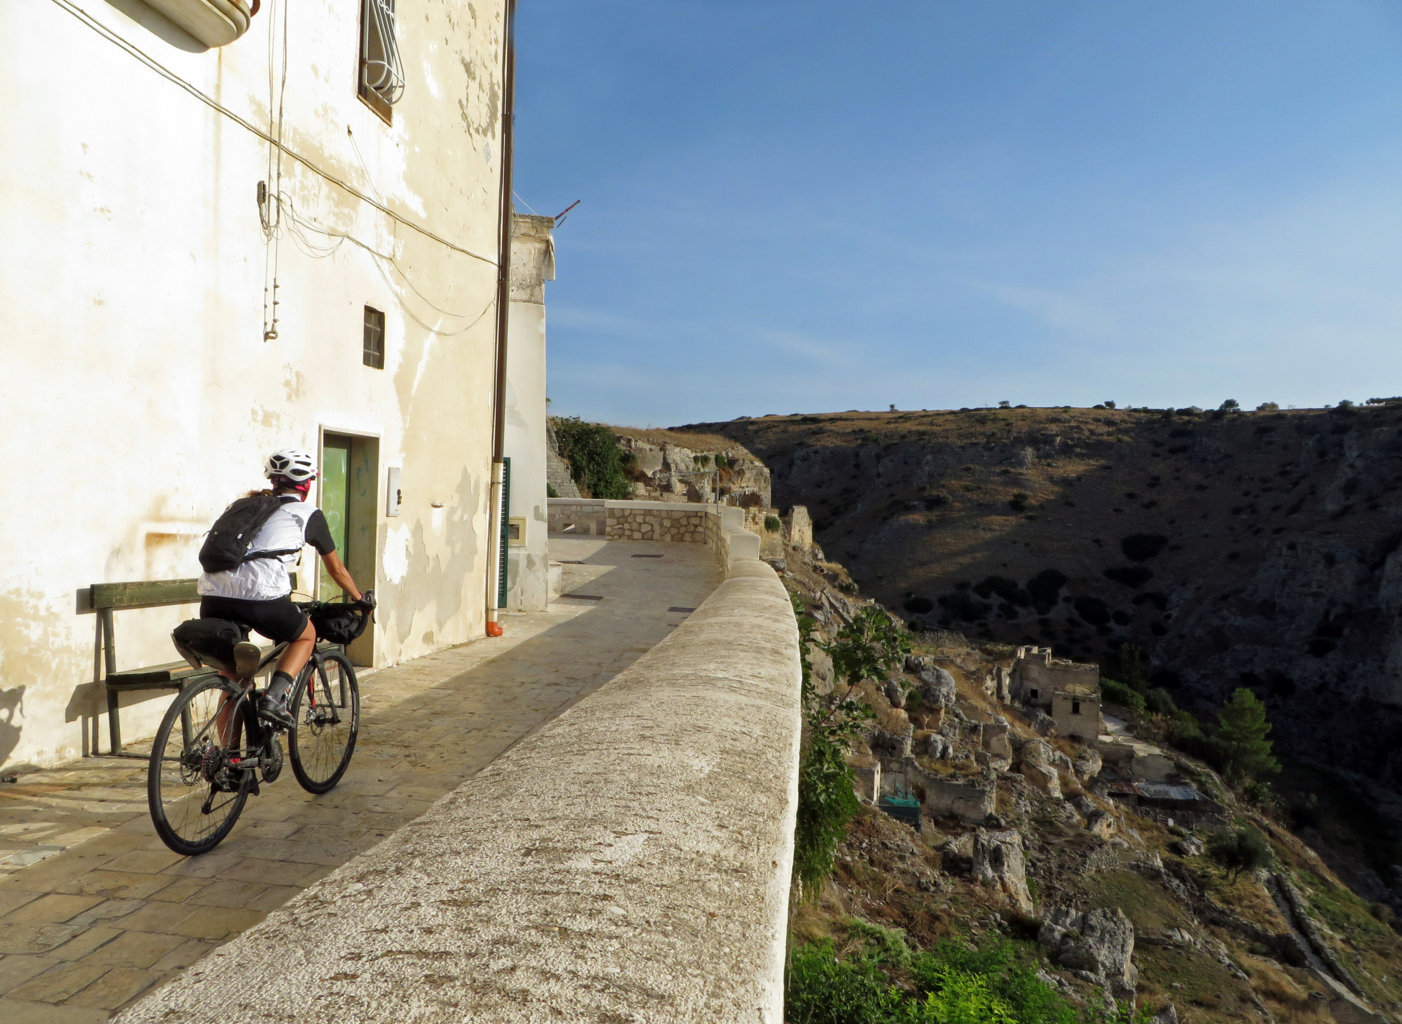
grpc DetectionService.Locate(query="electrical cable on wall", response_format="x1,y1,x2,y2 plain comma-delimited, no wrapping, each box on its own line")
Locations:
48,0,500,268
259,0,290,341
268,190,496,336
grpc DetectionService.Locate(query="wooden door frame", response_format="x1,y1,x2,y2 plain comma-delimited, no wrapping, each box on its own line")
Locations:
319,428,380,666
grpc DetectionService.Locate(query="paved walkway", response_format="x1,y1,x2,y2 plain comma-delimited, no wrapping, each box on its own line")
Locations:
0,538,720,1023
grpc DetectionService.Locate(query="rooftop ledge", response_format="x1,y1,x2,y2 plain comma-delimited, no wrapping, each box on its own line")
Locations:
140,0,253,47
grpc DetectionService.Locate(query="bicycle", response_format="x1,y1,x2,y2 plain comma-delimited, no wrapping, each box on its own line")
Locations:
147,599,369,856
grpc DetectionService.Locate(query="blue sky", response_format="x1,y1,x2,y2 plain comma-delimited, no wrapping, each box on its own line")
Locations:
512,1,1402,427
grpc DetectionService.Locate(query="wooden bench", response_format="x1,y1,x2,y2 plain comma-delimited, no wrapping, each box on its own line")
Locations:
90,579,223,757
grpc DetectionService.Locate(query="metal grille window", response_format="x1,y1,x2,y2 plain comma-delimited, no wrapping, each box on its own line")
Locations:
363,306,385,369
359,0,405,119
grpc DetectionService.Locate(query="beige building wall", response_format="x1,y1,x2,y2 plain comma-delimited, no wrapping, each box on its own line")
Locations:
0,0,508,770
504,214,555,611
1011,647,1101,709
1052,688,1102,742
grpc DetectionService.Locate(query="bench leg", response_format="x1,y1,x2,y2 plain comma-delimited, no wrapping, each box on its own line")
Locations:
107,687,122,757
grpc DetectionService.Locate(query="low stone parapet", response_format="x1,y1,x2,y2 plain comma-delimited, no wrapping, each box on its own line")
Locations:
549,497,761,574
118,503,802,1024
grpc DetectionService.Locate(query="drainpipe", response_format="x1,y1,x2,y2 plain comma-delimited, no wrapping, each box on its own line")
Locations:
486,0,517,637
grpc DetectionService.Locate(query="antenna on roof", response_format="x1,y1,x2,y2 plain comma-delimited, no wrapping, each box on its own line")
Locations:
554,200,581,226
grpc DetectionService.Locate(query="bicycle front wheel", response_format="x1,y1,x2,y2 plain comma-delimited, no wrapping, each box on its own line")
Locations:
288,650,360,793
147,676,252,855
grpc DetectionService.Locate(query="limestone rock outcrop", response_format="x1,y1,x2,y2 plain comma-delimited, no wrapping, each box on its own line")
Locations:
864,709,913,760
1018,738,1062,799
1038,906,1137,995
905,655,957,707
615,434,771,507
973,828,1034,914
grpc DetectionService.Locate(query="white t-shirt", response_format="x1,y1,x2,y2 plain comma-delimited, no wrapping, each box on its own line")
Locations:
197,496,333,601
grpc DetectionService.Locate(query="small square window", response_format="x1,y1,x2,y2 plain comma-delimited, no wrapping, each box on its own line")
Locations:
363,306,385,369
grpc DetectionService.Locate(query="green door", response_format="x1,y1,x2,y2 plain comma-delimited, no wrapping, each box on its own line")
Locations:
319,438,351,599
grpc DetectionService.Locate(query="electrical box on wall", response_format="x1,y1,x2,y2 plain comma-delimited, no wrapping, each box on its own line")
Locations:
507,516,526,547
386,467,402,516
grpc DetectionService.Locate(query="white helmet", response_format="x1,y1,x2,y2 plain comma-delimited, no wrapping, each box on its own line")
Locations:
264,448,317,483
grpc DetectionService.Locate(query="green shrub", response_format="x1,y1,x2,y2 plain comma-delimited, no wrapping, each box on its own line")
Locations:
1120,534,1169,561
786,927,1142,1023
1207,825,1273,881
1073,596,1112,626
1100,677,1146,713
1144,687,1177,716
551,417,632,499
1104,566,1153,588
765,515,783,533
1026,569,1068,615
1008,492,1031,513
793,735,861,897
973,576,1032,607
791,604,908,898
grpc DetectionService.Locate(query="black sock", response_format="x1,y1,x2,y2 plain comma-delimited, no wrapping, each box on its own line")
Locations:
267,671,294,703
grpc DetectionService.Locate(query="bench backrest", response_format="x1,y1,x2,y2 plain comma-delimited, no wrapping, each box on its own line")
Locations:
90,579,200,611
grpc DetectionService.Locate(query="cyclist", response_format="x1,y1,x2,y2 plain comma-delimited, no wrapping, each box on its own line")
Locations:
197,447,373,729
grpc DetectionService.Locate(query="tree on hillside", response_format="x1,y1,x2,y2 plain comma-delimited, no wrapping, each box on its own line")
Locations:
1208,825,1273,882
1213,688,1280,785
1219,398,1241,412
792,604,910,899
551,417,633,499
1107,642,1147,693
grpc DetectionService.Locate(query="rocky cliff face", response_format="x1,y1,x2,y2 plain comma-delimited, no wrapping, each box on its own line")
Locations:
778,539,1402,1024
685,405,1402,785
613,430,771,507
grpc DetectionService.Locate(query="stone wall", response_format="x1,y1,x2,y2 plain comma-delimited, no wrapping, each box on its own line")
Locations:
548,499,761,574
899,759,997,822
1012,646,1101,708
1052,688,1102,742
786,505,813,553
744,506,787,559
608,503,709,543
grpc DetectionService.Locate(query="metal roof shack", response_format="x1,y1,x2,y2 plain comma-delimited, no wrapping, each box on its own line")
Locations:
1135,782,1206,808
1106,781,1207,809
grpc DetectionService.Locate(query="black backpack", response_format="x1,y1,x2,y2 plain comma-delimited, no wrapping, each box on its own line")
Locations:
198,494,300,573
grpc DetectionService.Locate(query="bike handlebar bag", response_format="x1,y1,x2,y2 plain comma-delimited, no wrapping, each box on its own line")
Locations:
308,604,370,645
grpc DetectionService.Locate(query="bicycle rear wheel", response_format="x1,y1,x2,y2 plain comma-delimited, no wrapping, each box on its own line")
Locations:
147,676,252,855
288,650,360,793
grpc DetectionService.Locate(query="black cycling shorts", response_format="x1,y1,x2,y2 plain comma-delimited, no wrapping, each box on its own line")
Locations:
200,595,309,644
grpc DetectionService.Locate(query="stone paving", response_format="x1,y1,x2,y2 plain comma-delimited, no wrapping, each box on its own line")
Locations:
0,538,719,1023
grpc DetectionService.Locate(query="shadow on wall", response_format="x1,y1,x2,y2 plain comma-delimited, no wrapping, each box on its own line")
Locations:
0,686,25,768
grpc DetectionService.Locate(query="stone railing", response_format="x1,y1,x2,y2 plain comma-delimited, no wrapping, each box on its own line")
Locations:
118,500,801,1024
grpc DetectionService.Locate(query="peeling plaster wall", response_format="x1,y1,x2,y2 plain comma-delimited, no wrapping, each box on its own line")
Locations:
0,0,507,770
